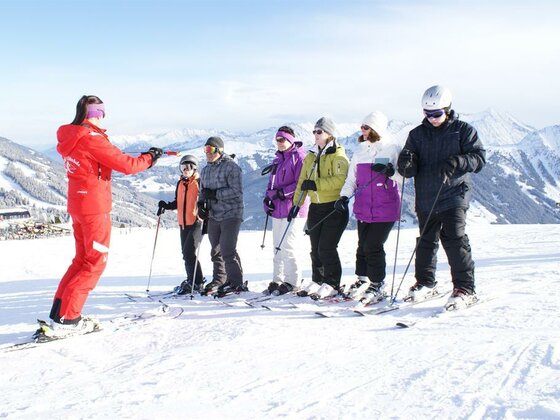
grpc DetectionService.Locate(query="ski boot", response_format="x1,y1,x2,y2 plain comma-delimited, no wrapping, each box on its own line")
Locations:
404,281,439,302
359,282,386,306
215,281,249,298
445,287,478,311
342,276,370,300
263,281,280,295
309,283,337,301
271,281,294,296
202,280,223,296
175,279,204,295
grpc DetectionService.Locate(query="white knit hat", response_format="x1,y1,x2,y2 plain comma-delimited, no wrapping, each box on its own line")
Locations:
362,111,388,137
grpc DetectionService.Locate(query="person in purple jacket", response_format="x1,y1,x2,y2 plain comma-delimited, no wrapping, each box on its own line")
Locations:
335,111,401,304
262,126,309,295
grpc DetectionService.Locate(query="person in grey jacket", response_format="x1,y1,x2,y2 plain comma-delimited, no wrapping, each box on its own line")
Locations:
198,136,245,296
397,85,486,310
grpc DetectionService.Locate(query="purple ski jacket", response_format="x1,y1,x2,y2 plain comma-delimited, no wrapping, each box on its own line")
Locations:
340,140,401,223
263,141,309,219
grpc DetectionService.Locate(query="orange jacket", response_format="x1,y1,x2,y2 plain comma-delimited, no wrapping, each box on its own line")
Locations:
174,173,200,227
57,122,152,215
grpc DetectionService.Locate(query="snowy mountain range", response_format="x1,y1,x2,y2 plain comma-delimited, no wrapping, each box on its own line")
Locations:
3,108,560,228
0,137,159,227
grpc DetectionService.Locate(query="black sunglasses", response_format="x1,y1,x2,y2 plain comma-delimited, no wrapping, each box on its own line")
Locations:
312,129,324,135
424,109,445,119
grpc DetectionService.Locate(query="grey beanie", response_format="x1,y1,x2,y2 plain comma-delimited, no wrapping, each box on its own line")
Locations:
314,117,337,137
205,136,224,149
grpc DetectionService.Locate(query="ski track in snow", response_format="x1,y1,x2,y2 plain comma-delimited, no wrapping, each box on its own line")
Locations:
1,224,559,419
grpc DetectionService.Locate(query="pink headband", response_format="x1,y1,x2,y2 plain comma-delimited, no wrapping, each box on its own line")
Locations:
86,103,105,119
276,131,295,144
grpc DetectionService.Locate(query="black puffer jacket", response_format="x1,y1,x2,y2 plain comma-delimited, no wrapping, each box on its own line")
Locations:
397,111,486,214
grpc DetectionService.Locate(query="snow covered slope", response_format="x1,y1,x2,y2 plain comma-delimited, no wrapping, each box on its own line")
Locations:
1,225,559,418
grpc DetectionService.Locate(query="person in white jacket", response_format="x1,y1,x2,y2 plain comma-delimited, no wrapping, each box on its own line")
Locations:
335,111,402,304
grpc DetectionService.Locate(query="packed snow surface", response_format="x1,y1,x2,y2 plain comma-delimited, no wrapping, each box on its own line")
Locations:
1,224,559,419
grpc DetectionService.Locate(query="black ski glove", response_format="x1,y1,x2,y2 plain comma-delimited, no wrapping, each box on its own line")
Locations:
301,180,317,191
202,188,217,201
398,149,415,170
371,162,395,177
334,196,349,213
142,147,163,168
263,197,275,215
157,200,168,216
197,201,209,220
287,205,300,222
441,156,459,179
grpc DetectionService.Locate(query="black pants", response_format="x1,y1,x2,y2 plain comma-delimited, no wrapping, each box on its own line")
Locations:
180,221,204,285
415,207,475,291
207,217,243,287
307,202,349,289
356,221,395,284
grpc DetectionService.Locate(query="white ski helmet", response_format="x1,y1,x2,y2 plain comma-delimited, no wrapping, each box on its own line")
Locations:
179,154,198,172
421,85,452,110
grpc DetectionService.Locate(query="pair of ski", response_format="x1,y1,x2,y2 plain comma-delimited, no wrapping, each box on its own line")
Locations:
125,284,250,303
2,303,184,352
243,292,367,312
312,290,451,318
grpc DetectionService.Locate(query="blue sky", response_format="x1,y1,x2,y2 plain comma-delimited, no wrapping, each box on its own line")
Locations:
1,0,559,149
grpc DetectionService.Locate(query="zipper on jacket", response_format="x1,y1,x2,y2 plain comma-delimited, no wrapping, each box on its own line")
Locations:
181,180,188,226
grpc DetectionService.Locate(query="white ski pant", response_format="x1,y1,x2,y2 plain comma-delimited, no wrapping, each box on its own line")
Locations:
272,217,305,287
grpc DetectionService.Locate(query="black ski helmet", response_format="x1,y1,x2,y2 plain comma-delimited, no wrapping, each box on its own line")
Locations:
179,154,198,172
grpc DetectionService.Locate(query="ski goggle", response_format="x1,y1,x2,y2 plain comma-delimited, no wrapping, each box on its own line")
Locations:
312,129,324,135
424,109,446,119
180,163,196,172
360,125,371,131
203,145,222,154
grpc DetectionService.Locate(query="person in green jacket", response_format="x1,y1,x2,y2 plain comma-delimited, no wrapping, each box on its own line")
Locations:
288,117,349,299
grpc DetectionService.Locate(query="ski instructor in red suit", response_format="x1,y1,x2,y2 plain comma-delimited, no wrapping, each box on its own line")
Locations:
50,95,163,336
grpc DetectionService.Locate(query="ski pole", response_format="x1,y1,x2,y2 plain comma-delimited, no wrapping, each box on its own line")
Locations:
275,157,319,254
260,213,269,249
391,177,446,303
261,163,277,250
389,171,407,302
146,214,162,292
128,150,183,156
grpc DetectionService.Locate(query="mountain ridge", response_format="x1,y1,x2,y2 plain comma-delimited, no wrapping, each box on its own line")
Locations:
3,109,559,228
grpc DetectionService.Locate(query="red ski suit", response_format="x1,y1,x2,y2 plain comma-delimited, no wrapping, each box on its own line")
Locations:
51,122,153,323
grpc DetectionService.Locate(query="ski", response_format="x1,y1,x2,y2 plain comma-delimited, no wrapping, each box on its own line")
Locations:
313,290,451,318
395,295,495,328
314,302,386,318
2,303,183,352
124,291,177,302
352,290,451,316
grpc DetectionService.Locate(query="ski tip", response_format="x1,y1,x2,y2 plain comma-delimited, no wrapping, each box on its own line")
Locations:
396,322,410,328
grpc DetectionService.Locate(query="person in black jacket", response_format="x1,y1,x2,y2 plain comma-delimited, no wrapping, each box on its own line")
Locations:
397,85,486,310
